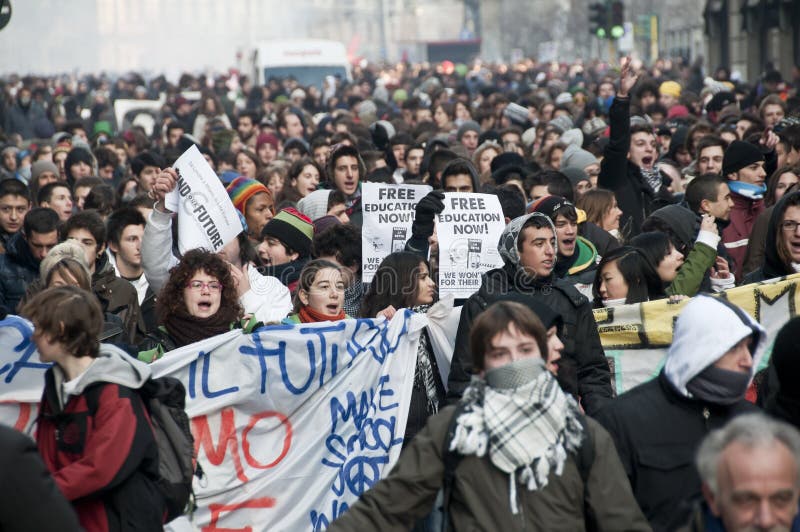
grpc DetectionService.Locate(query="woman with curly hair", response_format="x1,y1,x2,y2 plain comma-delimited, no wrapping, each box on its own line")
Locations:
138,249,259,361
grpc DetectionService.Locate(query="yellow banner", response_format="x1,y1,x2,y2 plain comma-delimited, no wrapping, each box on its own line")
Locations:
595,274,800,394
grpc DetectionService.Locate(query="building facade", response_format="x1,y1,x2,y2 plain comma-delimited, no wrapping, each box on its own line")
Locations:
705,0,800,82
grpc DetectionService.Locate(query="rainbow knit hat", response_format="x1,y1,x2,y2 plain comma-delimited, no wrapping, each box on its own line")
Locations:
226,176,272,215
260,208,314,257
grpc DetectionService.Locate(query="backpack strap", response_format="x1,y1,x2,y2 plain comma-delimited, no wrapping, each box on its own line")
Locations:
83,382,109,416
440,404,467,532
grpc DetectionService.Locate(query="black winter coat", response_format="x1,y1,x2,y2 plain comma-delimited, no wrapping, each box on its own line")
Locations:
598,97,674,238
595,372,757,532
0,232,39,312
445,263,613,416
0,426,82,532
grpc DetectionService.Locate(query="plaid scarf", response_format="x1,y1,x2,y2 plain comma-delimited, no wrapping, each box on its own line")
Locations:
344,279,365,317
412,305,440,416
450,359,584,514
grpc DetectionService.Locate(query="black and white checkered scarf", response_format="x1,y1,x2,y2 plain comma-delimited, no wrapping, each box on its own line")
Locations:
449,359,584,514
412,305,439,415
640,165,662,193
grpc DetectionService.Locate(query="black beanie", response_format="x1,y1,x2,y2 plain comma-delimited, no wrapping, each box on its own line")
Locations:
722,140,764,177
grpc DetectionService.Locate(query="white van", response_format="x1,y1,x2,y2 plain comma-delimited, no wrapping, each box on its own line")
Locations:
253,39,352,88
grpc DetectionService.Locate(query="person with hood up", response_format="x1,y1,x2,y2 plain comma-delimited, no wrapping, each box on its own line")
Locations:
744,190,800,283
527,195,597,297
446,212,613,416
598,57,675,239
22,286,164,531
596,294,766,531
328,301,649,532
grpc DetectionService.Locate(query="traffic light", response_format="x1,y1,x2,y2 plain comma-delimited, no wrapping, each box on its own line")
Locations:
610,1,625,39
589,2,609,39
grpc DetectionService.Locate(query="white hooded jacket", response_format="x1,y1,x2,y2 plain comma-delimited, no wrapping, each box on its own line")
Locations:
663,294,767,398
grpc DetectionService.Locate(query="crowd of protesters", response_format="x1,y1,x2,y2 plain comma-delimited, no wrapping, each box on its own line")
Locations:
2,52,800,531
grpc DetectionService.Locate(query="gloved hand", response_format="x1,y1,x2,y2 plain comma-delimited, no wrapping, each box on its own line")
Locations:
412,190,445,238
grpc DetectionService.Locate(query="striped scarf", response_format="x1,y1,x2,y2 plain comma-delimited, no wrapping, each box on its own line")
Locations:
449,358,584,514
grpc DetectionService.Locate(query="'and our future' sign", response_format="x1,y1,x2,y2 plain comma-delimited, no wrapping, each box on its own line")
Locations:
165,145,241,254
436,193,505,299
361,182,432,283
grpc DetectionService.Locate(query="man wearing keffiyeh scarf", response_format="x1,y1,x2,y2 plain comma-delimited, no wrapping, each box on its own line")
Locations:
447,212,613,416
327,301,649,532
598,57,676,239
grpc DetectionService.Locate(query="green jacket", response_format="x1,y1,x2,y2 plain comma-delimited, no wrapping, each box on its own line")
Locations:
328,405,650,532
665,242,716,297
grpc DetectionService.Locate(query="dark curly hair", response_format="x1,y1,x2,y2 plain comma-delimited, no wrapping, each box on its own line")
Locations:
157,249,243,323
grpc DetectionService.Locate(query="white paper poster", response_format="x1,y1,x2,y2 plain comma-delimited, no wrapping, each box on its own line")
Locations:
361,182,432,283
436,193,505,299
165,145,241,254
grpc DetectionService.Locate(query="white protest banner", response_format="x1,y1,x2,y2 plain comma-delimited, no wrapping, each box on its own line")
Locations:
595,274,800,395
361,182,432,283
436,193,505,299
165,145,241,254
0,312,423,531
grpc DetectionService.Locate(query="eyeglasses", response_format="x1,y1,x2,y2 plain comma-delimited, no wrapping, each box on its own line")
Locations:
186,280,223,292
780,220,800,233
